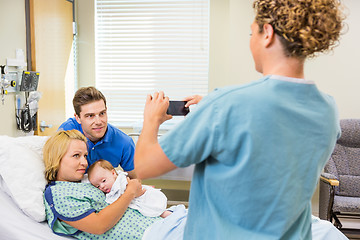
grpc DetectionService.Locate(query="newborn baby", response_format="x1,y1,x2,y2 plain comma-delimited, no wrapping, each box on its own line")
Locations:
86,159,172,218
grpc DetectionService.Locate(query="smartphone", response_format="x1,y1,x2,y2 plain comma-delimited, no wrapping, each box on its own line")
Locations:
167,101,190,116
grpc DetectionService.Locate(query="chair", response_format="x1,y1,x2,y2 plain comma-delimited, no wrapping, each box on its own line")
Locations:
319,119,360,231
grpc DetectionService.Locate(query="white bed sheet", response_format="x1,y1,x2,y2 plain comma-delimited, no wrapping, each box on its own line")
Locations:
0,189,74,240
0,187,349,240
312,215,348,240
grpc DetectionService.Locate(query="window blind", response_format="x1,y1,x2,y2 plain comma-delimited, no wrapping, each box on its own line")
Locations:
95,0,209,127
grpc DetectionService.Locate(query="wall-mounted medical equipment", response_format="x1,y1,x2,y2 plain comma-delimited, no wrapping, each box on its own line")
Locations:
16,71,40,133
6,49,27,93
1,49,41,133
0,65,17,105
20,71,39,91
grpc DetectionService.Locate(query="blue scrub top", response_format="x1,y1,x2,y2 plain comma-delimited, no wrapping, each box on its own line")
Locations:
59,118,135,171
160,75,341,239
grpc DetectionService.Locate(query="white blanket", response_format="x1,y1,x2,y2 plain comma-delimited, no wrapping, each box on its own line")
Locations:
311,216,348,240
143,207,349,240
106,171,168,217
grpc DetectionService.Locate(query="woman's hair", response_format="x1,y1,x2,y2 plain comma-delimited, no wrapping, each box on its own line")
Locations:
73,86,107,116
87,159,117,177
43,130,87,182
253,0,346,59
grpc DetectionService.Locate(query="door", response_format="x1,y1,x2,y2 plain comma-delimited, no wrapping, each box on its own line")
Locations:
30,0,73,135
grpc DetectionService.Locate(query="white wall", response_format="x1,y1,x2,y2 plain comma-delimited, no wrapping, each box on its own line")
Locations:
210,0,360,119
0,0,27,136
305,0,360,118
76,0,95,88
209,0,260,91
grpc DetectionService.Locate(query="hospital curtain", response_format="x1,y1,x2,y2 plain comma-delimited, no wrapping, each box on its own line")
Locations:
95,0,209,128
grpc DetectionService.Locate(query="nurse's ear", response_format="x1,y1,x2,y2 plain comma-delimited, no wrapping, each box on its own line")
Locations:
262,23,275,48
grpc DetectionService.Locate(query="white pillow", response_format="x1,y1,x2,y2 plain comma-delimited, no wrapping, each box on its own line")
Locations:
0,135,49,222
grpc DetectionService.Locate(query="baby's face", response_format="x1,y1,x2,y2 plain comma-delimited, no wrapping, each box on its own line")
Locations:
89,167,117,193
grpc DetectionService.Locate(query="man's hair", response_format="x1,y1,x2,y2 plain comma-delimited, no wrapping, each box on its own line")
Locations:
73,87,107,116
88,159,117,178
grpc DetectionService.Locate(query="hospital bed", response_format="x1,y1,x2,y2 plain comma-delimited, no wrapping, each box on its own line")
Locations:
0,135,349,240
0,178,74,240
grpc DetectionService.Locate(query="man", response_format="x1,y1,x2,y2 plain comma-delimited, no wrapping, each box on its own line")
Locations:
59,87,136,178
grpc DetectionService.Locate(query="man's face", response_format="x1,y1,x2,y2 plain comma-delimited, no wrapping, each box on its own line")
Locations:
75,100,108,143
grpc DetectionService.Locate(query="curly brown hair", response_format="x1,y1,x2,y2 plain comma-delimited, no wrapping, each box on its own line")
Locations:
253,0,346,58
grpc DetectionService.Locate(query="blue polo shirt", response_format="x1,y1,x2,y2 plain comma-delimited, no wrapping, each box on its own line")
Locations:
58,118,135,171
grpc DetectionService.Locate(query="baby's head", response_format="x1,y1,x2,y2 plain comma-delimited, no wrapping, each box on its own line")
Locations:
88,159,118,193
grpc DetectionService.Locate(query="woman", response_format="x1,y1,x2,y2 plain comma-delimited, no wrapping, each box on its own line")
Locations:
42,130,162,239
134,0,346,239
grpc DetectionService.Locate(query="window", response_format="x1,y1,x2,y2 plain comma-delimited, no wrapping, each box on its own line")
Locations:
95,0,209,127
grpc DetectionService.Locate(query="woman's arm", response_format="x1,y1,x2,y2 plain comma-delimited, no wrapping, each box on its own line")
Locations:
63,178,144,235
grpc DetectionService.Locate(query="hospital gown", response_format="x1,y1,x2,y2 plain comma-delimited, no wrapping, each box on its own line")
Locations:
43,181,161,239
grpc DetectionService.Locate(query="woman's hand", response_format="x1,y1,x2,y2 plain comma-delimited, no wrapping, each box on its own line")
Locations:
144,91,172,127
126,177,146,198
183,95,203,107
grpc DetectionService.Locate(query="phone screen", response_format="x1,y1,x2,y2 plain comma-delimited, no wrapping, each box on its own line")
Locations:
167,101,190,116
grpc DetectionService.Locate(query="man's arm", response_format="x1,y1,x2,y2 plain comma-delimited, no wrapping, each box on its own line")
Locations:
126,169,137,179
135,92,177,180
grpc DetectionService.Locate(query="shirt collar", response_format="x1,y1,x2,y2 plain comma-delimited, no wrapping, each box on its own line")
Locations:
268,75,315,84
102,125,112,143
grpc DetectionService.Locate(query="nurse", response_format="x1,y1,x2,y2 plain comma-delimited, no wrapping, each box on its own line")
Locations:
134,0,345,239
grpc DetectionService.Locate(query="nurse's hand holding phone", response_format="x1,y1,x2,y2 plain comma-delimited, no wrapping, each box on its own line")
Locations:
166,101,190,116
183,95,203,107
